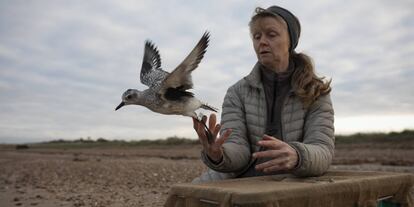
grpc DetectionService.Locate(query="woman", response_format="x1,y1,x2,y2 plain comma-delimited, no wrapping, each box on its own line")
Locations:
193,5,334,182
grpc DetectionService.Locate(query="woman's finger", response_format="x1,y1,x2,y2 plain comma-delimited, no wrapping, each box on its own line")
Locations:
196,120,209,146
253,149,285,159
192,117,198,130
208,113,216,130
216,128,232,146
257,140,284,150
212,124,221,138
263,161,291,173
202,115,207,124
263,134,278,140
192,118,204,136
255,157,287,171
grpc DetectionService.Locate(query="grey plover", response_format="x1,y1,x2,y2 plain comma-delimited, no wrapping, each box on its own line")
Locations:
115,32,216,143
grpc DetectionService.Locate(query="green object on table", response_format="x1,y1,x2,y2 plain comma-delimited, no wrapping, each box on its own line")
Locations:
378,200,400,207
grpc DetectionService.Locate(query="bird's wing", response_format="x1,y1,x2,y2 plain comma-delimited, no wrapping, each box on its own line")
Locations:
158,32,210,98
140,41,169,89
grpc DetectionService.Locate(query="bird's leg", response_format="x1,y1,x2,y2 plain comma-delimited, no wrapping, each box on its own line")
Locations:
195,113,214,144
197,118,214,144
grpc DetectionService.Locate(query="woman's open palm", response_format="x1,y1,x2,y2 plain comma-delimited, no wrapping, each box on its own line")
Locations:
192,114,232,162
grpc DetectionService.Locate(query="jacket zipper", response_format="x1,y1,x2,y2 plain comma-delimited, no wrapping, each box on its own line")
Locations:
280,91,295,141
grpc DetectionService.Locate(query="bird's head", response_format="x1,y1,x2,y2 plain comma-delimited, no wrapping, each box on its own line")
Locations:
115,89,142,111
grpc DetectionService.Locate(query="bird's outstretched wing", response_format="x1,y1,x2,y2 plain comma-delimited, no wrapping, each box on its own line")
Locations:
158,32,210,100
140,41,169,89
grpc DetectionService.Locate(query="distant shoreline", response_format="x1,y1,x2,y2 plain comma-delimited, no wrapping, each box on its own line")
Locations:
1,129,413,146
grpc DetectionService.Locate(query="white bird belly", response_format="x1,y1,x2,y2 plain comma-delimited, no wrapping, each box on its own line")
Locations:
152,98,201,116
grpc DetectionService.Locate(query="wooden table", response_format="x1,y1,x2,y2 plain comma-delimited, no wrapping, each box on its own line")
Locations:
165,171,413,207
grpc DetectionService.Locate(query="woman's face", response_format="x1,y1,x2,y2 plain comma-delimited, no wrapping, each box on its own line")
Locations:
250,16,290,72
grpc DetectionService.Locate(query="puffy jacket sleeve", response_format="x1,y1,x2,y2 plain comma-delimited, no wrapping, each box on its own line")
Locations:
201,83,251,172
289,93,335,177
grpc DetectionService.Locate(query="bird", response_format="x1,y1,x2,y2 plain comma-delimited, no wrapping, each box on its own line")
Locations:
115,31,216,143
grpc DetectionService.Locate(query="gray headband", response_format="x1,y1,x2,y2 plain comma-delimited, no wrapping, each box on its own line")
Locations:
264,6,301,52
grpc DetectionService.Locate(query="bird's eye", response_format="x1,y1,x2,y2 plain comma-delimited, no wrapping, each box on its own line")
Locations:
126,95,132,99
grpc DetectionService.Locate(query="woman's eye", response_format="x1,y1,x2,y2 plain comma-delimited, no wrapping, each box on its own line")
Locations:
269,32,278,37
253,34,261,40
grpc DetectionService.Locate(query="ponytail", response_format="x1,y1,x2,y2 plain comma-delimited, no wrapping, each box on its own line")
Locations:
291,52,331,108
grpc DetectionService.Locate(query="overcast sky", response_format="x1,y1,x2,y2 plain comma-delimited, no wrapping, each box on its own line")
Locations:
1,0,413,143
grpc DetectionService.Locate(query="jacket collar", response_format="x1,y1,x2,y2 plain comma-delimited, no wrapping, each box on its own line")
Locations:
244,61,296,95
244,62,263,89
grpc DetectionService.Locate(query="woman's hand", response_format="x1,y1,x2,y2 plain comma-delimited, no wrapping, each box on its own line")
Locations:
193,114,232,163
253,135,299,173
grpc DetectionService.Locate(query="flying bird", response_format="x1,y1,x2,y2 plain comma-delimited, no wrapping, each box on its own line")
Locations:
115,32,216,143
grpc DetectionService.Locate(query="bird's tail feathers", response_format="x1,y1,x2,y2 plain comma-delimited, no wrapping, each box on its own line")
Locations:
200,102,218,112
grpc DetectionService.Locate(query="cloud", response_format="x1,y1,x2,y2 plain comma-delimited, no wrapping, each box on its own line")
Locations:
291,0,414,116
0,0,413,143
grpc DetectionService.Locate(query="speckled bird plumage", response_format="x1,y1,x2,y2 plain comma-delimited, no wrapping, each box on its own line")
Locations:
116,32,217,120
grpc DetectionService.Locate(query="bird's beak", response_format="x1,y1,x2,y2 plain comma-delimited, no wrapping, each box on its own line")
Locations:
115,102,125,111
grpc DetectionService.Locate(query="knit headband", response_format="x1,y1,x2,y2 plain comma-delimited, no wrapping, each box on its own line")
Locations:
261,6,301,52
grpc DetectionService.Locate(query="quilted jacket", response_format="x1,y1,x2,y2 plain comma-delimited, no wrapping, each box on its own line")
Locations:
195,63,334,182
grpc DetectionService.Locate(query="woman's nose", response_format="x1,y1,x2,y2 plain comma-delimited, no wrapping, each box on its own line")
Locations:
259,36,268,45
